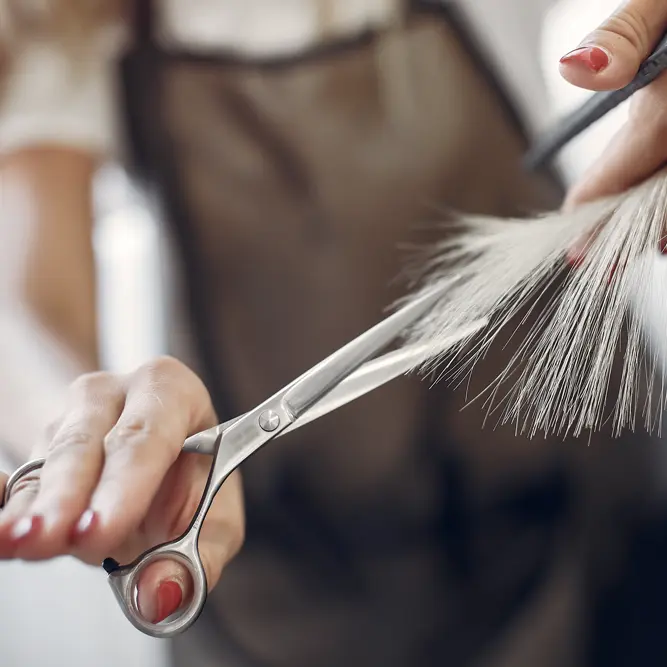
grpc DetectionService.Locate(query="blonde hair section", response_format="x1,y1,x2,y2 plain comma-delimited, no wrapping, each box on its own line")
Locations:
401,170,667,439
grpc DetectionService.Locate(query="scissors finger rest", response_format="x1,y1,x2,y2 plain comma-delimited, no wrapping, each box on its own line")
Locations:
1,458,46,509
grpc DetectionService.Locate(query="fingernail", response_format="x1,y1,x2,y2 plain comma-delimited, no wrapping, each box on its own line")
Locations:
560,46,610,73
660,237,667,254
10,515,43,543
71,509,97,542
154,580,184,624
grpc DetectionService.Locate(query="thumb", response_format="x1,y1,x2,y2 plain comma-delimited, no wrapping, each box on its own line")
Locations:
137,559,193,625
559,0,667,91
136,522,242,624
137,469,244,624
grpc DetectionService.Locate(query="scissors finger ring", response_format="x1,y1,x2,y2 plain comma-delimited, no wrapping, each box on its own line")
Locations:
1,458,46,508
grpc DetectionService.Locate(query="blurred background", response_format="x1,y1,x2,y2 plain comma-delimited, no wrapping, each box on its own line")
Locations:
0,0,664,666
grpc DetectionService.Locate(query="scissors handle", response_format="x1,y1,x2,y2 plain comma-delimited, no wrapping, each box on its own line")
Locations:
1,459,208,638
103,531,207,638
1,458,46,508
109,393,298,637
105,430,231,638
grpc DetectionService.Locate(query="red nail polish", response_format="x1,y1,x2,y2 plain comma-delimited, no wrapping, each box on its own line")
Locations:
154,580,183,624
10,515,43,544
660,237,667,254
70,509,98,543
560,46,609,73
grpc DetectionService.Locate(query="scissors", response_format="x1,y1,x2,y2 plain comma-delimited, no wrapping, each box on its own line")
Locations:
2,278,487,639
523,30,667,171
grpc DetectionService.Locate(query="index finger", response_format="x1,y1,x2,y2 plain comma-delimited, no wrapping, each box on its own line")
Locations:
72,357,217,562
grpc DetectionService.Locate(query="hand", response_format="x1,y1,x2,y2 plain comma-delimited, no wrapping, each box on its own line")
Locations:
559,0,667,257
0,356,244,624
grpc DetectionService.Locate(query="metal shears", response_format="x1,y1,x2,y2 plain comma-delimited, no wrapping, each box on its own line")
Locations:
2,279,486,639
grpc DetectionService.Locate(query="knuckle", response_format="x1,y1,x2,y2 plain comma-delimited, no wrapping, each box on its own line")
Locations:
133,356,213,425
601,11,652,54
70,371,116,397
137,355,187,382
46,427,96,457
104,415,162,455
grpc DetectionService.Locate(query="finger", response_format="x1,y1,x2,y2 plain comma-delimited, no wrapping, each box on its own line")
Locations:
6,374,125,560
74,357,216,563
136,558,194,625
136,459,244,624
0,465,42,556
559,0,667,91
564,72,667,212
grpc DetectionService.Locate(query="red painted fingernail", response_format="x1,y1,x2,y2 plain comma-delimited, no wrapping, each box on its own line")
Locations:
70,509,98,542
10,515,43,544
660,237,667,254
560,46,610,73
154,580,183,624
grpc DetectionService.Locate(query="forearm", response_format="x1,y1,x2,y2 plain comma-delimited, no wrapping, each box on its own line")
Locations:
0,147,98,463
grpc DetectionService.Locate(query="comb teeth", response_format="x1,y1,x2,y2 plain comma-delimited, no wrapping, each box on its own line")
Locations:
400,169,667,439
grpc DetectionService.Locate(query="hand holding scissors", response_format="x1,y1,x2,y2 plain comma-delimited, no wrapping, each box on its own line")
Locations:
0,279,485,638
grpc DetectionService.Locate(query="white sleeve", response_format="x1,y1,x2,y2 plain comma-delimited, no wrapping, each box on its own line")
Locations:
0,29,125,157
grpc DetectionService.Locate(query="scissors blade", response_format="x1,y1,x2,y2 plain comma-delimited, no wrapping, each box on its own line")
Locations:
183,318,487,455
281,281,458,420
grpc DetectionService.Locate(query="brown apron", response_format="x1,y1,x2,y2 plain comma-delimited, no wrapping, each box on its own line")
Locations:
119,3,665,666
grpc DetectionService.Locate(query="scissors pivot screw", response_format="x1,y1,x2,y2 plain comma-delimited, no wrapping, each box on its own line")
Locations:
258,410,281,432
